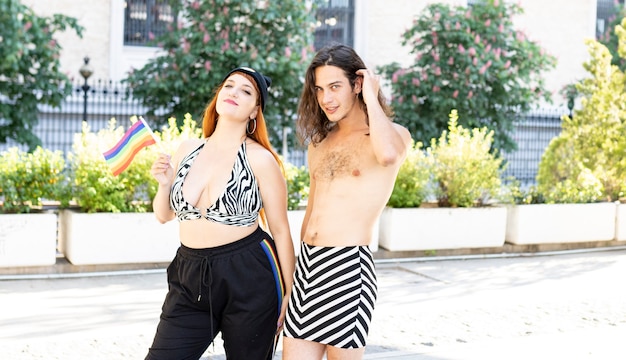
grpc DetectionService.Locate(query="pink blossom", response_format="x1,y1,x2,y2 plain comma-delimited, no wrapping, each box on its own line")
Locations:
458,44,465,54
468,47,476,56
485,44,491,52
452,90,459,98
416,53,423,61
434,67,441,76
221,41,229,52
285,47,292,58
472,57,478,66
392,71,400,83
433,52,440,62
301,47,307,60
148,32,155,40
421,71,428,81
192,1,200,9
498,24,504,32
467,90,473,99
434,12,441,21
223,6,229,15
504,60,511,69
433,86,440,92
485,19,491,27
465,67,470,75
494,0,499,6
412,95,418,103
24,21,32,31
199,23,206,32
183,39,190,53
452,72,459,79
204,61,212,71
479,65,487,74
475,34,481,44
465,10,471,19
412,77,420,86
455,21,461,30
203,33,210,44
448,56,454,65
398,96,404,104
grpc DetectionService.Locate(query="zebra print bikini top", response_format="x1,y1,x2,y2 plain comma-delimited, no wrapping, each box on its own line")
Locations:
170,140,262,226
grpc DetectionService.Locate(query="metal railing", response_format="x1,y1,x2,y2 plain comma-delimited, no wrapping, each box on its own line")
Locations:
0,78,563,184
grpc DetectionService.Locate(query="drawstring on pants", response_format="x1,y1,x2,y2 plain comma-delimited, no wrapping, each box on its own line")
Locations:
198,256,215,351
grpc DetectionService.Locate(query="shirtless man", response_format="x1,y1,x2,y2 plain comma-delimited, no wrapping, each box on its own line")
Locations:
282,44,412,360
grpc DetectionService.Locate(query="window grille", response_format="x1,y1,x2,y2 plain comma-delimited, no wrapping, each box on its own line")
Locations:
597,0,625,40
313,0,354,50
124,0,176,46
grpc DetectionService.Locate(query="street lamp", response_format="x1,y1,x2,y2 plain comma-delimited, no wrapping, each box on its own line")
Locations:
79,56,94,122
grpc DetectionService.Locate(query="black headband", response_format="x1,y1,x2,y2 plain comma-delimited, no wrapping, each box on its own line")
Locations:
222,67,272,111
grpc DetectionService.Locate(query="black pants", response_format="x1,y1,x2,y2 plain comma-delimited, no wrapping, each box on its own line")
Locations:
146,226,284,360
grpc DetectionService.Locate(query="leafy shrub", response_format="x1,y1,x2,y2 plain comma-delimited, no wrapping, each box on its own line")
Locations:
501,178,544,205
427,110,504,207
536,135,604,204
387,140,430,208
0,147,69,213
537,26,626,203
284,161,309,211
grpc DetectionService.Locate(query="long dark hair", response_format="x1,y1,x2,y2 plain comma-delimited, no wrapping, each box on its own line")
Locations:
297,43,393,145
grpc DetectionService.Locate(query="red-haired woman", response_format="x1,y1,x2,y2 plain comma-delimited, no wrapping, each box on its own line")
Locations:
148,67,294,360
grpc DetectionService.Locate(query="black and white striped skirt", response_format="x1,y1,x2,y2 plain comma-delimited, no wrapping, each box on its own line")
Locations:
284,242,378,348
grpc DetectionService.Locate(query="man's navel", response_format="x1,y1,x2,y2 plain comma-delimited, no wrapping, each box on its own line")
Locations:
352,169,361,177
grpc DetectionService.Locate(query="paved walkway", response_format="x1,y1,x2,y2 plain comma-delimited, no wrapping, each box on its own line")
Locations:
1,248,626,359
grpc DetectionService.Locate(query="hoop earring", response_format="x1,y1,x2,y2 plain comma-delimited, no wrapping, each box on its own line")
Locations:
247,118,257,135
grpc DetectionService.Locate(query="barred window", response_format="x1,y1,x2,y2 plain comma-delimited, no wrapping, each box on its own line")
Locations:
597,0,625,39
313,0,354,50
124,0,176,46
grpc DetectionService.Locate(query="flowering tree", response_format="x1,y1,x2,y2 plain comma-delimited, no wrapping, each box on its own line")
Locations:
125,0,315,148
378,0,556,152
538,19,626,203
0,0,83,150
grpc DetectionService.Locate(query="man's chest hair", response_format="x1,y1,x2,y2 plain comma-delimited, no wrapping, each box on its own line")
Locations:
311,136,373,181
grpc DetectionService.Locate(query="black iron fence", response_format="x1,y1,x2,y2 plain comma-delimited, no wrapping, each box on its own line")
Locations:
0,78,563,185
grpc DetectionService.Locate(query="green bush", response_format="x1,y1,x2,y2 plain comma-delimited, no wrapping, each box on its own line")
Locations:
284,161,309,211
537,25,626,203
387,140,430,208
427,110,504,207
0,147,69,213
67,115,201,213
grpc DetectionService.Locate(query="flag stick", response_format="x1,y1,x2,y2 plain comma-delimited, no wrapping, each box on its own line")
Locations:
138,116,173,168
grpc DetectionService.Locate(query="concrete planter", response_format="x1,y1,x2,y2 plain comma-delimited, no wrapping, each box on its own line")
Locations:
0,213,58,267
287,210,379,254
379,206,507,251
59,210,179,265
506,202,617,245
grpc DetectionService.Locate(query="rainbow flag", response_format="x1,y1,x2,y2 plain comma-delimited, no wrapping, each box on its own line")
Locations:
102,118,157,176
